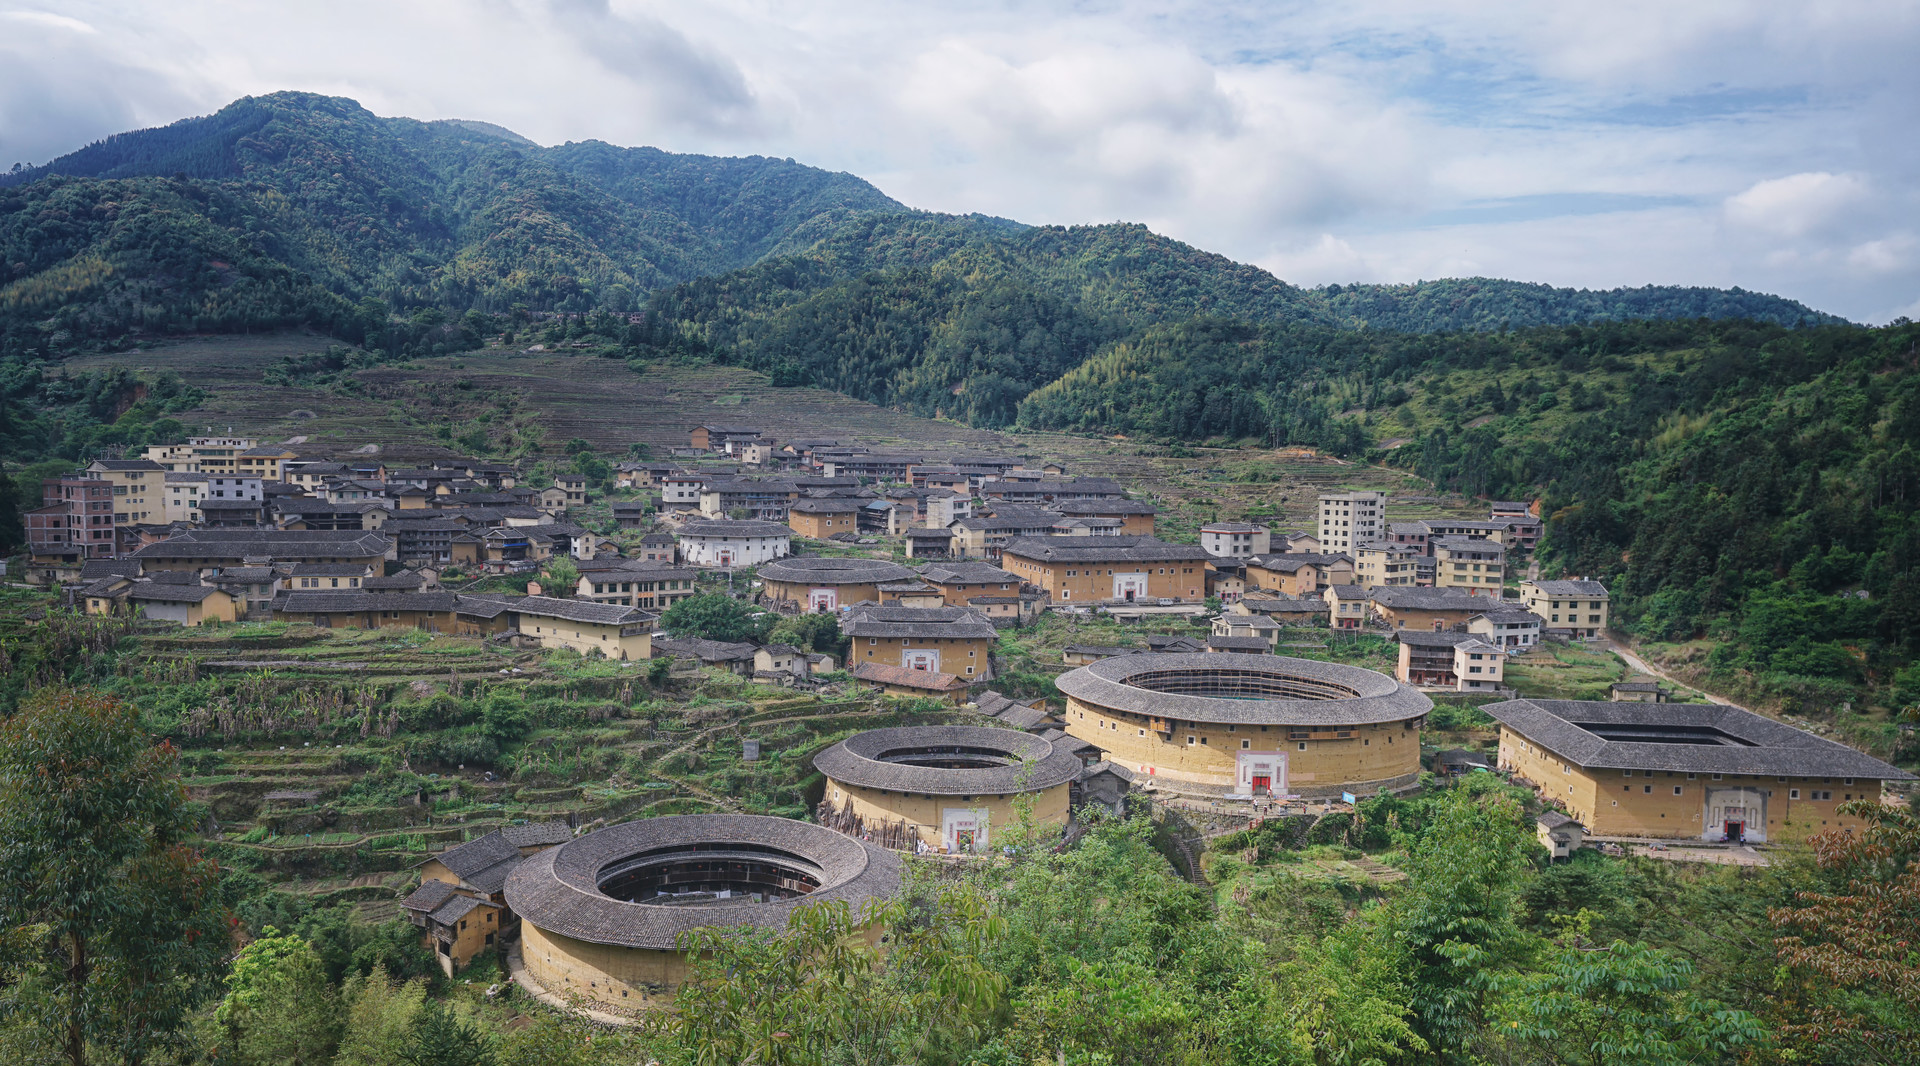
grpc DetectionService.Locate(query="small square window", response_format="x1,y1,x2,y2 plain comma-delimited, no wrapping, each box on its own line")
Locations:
1673,786,1683,795
1241,739,1251,749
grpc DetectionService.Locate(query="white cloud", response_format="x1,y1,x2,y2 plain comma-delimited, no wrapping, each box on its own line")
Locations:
1725,172,1871,240
3,0,1919,321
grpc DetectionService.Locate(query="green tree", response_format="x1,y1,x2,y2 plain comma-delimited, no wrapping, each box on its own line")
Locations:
214,928,339,1065
399,999,492,1066
660,593,774,644
0,689,228,1066
1392,778,1538,1059
1493,918,1767,1065
540,557,580,596
333,964,426,1066
563,437,591,456
766,612,847,660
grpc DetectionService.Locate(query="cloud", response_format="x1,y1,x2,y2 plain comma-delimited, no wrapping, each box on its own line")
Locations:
4,0,1919,321
543,0,763,134
1724,172,1872,240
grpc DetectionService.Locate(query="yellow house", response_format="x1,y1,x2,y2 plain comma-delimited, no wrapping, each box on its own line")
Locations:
1520,579,1611,638
1432,536,1506,594
502,595,654,660
85,459,165,525
1489,698,1914,844
127,582,238,626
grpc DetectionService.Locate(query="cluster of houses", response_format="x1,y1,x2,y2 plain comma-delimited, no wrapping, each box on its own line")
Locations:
26,438,617,580
25,429,1621,704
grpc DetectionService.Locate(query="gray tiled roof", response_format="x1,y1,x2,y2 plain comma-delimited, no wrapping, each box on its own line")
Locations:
400,878,459,913
90,459,164,470
999,536,1209,563
504,815,900,950
678,520,793,538
426,830,523,893
428,892,488,925
362,572,426,590
917,562,1019,585
501,821,573,848
1369,587,1497,612
843,606,998,640
1052,498,1158,515
128,582,223,604
282,591,458,614
1248,553,1351,573
80,559,141,580
760,556,916,584
1055,652,1431,727
1484,699,1913,779
502,595,651,626
814,726,1084,795
1529,580,1610,596
790,498,864,513
131,530,388,560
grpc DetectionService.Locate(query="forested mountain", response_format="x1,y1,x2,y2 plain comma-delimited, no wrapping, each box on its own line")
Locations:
2,90,1840,370
0,92,901,355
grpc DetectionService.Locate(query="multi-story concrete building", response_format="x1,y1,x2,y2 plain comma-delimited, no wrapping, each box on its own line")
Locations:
85,459,165,524
1317,490,1385,553
1520,579,1611,639
1432,536,1506,594
27,476,118,567
1199,522,1270,558
1353,542,1422,587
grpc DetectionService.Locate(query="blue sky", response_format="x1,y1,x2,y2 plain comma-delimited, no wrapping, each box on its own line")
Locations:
3,0,1916,322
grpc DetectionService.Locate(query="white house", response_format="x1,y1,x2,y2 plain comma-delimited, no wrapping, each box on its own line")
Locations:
676,519,792,567
1199,522,1271,558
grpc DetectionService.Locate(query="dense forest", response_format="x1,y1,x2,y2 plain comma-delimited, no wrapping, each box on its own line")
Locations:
1017,316,1920,723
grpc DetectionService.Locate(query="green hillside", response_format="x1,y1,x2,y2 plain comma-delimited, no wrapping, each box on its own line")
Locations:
0,91,903,354
2,91,1840,369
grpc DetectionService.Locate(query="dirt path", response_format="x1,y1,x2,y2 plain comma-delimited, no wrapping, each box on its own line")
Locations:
1605,634,1734,706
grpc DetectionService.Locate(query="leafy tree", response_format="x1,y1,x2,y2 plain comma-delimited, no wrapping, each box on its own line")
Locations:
214,928,340,1065
0,688,228,1066
398,999,492,1066
562,437,591,456
540,557,580,596
1493,917,1766,1066
1392,777,1537,1059
1771,801,1920,1057
660,593,774,644
766,612,847,660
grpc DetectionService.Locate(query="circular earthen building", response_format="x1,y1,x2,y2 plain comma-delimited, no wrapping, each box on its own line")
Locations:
1056,652,1431,798
758,556,918,612
504,814,900,1010
814,726,1087,853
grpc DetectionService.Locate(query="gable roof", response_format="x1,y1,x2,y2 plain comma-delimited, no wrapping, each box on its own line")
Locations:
1528,579,1610,597
128,582,224,604
851,661,969,691
842,606,998,640
423,830,523,893
653,637,759,662
283,591,459,614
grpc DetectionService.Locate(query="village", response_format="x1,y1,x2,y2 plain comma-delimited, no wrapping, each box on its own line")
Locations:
14,421,1911,1009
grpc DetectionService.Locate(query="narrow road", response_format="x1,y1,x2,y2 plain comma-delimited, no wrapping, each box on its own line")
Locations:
1605,633,1733,706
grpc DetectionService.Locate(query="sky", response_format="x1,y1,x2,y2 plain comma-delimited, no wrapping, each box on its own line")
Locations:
3,0,1917,323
